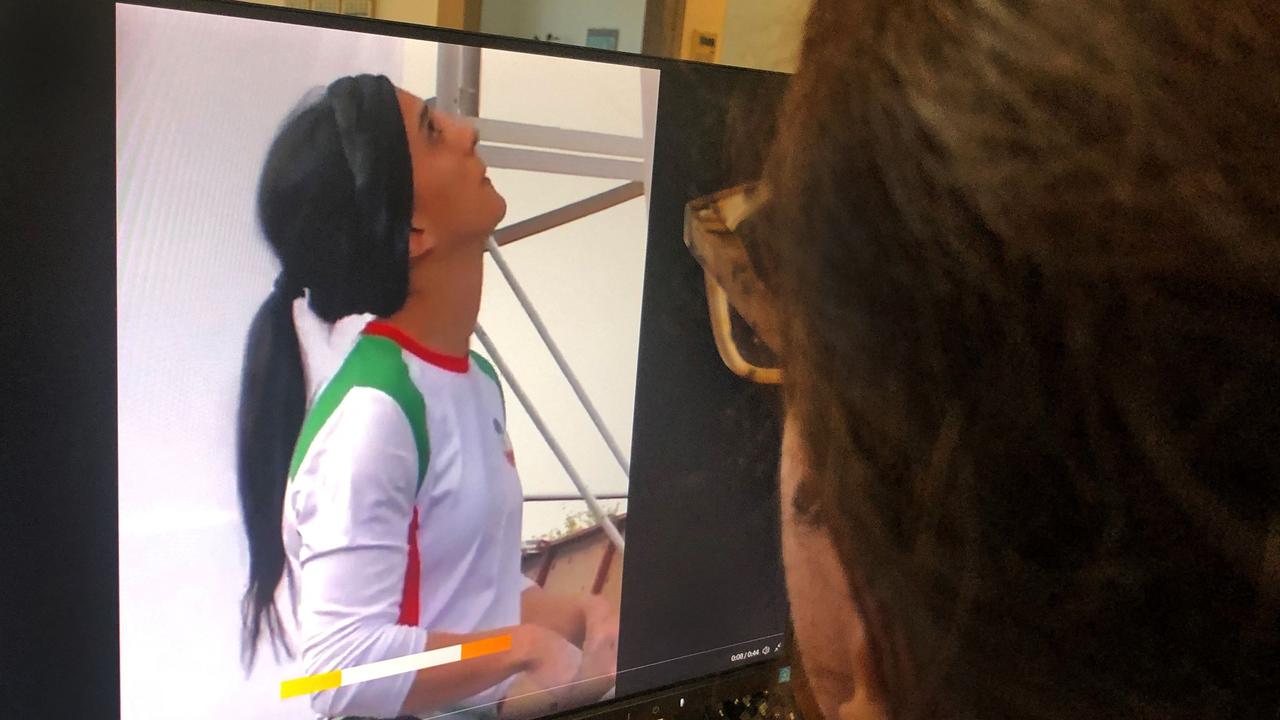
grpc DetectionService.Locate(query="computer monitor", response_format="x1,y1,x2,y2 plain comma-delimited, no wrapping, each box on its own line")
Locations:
24,2,789,718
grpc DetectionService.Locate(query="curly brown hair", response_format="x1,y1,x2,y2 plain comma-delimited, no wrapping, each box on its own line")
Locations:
760,1,1280,717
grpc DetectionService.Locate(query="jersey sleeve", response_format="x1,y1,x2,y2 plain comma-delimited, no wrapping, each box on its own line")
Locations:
290,386,427,719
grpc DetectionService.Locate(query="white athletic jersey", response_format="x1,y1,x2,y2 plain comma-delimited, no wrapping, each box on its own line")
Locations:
282,311,525,720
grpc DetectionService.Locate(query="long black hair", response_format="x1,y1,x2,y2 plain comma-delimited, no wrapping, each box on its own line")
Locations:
237,74,414,668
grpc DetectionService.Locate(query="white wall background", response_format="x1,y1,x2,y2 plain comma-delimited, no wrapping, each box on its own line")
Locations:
117,5,655,718
480,0,646,53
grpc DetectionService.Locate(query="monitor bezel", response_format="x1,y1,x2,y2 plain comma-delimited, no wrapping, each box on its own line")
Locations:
121,0,787,79
109,2,789,719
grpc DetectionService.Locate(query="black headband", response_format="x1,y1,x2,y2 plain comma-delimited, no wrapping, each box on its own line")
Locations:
313,75,414,319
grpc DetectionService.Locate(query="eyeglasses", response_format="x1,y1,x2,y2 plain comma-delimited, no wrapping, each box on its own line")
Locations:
683,183,782,384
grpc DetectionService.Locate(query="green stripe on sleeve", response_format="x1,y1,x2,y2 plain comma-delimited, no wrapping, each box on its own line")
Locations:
289,335,430,492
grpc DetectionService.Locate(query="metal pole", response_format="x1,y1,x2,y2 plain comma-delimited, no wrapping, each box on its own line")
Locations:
474,324,626,552
435,45,462,115
493,182,644,247
486,236,633,478
437,44,482,117
459,45,481,117
524,494,628,502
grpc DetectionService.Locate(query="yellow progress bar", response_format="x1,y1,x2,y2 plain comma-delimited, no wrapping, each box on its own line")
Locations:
281,635,512,700
281,670,342,698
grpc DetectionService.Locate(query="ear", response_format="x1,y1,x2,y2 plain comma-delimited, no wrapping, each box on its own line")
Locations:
780,413,888,720
837,692,885,720
408,225,438,260
836,628,887,720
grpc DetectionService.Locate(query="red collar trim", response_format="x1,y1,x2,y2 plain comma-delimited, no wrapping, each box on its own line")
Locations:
364,321,470,374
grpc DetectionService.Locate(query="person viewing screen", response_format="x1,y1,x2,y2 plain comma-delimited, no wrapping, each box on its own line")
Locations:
683,1,1280,718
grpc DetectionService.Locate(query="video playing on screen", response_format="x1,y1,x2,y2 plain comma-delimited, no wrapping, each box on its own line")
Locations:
116,4,787,719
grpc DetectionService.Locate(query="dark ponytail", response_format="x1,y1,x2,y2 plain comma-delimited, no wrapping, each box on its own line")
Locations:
237,276,306,667
237,74,414,669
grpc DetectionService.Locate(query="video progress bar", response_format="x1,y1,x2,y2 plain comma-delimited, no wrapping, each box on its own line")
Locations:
280,635,512,699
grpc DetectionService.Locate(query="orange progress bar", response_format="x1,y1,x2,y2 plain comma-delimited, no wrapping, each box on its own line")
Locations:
462,633,513,660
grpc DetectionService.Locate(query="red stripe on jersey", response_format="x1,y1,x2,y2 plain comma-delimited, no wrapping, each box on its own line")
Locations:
364,320,470,374
398,507,421,626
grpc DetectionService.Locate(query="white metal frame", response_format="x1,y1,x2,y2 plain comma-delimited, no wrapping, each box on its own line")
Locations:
437,46,655,552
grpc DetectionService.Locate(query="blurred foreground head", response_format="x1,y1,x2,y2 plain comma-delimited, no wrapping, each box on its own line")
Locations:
763,1,1280,718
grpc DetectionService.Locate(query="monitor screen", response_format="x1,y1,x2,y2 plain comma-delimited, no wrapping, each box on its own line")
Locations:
114,3,788,719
